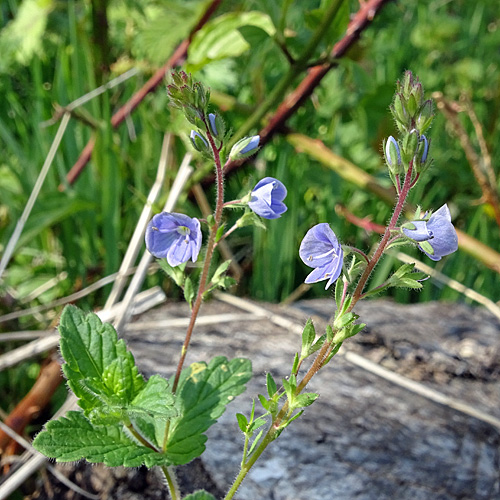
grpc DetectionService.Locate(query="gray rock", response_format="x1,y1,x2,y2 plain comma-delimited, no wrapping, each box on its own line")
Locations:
36,298,500,499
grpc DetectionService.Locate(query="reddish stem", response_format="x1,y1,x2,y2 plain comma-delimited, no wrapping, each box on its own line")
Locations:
349,162,414,309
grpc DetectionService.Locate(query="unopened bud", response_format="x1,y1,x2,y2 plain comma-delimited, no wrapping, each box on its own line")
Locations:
416,100,434,132
402,129,419,166
208,113,218,136
190,130,209,153
384,136,401,170
419,135,429,164
229,135,260,160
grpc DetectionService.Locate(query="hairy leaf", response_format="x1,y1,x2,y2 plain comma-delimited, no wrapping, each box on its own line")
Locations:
33,411,171,467
164,356,252,465
58,306,145,415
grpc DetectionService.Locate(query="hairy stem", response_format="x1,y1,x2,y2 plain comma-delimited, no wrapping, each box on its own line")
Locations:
349,162,414,309
172,128,225,394
161,466,181,500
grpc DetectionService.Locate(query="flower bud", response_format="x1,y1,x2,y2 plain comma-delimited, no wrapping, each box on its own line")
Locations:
229,135,260,160
208,113,218,136
416,100,434,132
402,129,419,166
190,130,209,153
384,136,401,168
392,93,408,126
419,135,429,163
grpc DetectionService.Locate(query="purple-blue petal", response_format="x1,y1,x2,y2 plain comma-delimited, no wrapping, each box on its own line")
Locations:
249,177,288,219
402,220,433,242
145,212,202,266
299,223,343,288
422,207,457,260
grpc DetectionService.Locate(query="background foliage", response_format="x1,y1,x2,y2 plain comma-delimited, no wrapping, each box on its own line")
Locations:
0,0,499,330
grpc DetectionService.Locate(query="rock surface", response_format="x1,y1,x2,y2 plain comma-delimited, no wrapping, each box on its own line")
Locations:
33,298,500,499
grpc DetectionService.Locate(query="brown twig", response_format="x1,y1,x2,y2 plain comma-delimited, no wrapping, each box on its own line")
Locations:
221,0,391,178
61,0,222,189
0,359,62,457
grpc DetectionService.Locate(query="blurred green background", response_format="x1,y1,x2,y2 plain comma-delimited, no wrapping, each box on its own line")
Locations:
1,0,499,330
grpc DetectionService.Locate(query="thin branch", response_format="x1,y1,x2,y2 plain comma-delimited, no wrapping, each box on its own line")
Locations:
219,0,391,179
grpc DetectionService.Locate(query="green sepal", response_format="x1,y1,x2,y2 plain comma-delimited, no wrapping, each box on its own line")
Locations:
59,306,145,416
215,224,225,243
291,392,318,410
419,240,434,255
333,311,358,330
282,375,297,406
248,429,264,455
332,322,365,344
308,334,326,356
164,356,252,465
158,260,186,288
236,210,267,230
204,260,237,296
183,491,217,500
334,278,343,310
326,324,334,342
32,411,171,467
291,353,300,375
323,341,343,365
300,319,316,359
236,412,248,432
184,277,195,308
258,393,270,411
266,372,277,397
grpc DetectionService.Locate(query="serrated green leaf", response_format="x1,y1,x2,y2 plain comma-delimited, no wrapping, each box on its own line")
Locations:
183,491,217,500
59,306,145,415
165,357,252,465
130,375,177,420
33,411,171,467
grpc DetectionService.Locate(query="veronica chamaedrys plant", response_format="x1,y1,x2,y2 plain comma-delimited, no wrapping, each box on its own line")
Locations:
248,177,288,219
33,71,288,500
33,70,458,500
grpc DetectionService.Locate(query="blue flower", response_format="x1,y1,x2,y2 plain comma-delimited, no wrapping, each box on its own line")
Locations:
402,204,458,261
299,223,344,289
145,212,202,266
248,177,287,219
